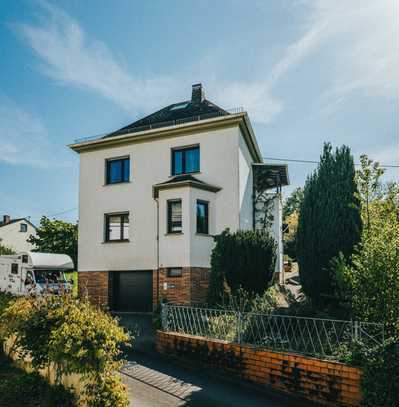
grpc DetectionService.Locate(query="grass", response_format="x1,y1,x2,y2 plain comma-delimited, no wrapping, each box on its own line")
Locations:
0,351,76,407
65,270,78,297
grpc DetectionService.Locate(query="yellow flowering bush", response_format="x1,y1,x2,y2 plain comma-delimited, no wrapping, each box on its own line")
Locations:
0,294,131,407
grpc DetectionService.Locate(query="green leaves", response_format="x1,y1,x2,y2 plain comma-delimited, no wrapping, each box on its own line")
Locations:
0,240,15,255
283,187,304,218
207,229,276,304
360,339,399,407
28,216,78,268
329,156,399,406
0,294,131,407
296,143,362,306
341,189,399,335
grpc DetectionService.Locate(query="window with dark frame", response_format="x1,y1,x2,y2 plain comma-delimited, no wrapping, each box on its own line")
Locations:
196,200,209,234
20,223,28,232
106,157,130,184
172,146,199,175
105,213,129,242
167,267,182,277
167,200,182,233
11,263,18,274
22,255,29,263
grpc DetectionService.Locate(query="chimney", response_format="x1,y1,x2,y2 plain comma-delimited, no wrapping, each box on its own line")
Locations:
191,83,204,104
3,215,10,224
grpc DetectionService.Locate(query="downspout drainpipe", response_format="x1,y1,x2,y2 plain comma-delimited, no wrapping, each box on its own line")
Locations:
155,197,160,306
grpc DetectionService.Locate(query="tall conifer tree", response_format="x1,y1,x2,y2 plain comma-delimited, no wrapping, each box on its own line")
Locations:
296,143,362,305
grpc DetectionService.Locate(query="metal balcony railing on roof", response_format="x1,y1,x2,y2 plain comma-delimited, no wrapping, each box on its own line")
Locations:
74,107,244,144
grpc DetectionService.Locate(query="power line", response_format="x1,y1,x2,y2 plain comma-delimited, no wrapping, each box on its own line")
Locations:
28,207,78,220
262,156,399,168
47,207,78,217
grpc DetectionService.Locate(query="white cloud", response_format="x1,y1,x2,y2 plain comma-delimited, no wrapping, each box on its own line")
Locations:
204,1,399,121
0,95,66,168
15,1,284,124
13,0,399,128
272,1,399,112
212,81,283,123
15,1,180,115
18,1,399,125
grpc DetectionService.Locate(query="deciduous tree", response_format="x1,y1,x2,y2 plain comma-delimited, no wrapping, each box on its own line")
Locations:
333,157,399,335
28,217,78,268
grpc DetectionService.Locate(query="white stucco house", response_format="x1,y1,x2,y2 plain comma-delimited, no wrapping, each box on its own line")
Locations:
69,84,289,311
0,215,37,253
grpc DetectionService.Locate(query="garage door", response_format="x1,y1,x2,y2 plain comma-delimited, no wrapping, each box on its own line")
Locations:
113,271,153,312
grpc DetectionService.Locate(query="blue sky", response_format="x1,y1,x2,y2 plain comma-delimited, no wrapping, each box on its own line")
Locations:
1,0,399,223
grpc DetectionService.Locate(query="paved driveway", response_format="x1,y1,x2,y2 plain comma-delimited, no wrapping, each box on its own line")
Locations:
121,352,305,407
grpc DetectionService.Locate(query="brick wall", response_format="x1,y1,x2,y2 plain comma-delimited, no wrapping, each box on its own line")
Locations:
78,271,109,308
153,267,210,306
80,268,209,310
156,331,362,407
190,268,210,303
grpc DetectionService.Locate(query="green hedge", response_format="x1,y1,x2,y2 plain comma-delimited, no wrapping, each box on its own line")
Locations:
360,339,399,407
0,293,131,407
208,229,276,304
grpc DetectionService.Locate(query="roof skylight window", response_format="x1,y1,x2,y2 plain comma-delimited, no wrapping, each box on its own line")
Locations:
170,102,189,111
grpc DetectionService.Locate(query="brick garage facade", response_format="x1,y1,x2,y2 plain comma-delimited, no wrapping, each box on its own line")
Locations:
153,267,210,306
78,271,111,308
80,268,210,310
156,331,362,407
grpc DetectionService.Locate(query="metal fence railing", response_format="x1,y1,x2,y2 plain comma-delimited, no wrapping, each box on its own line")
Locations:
161,304,384,360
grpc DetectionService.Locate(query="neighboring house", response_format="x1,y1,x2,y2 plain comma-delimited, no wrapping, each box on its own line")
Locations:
0,215,37,253
69,84,289,312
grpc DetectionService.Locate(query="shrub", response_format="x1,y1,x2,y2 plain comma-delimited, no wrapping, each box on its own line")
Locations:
219,286,278,314
207,229,276,304
0,351,76,407
0,294,131,406
208,287,278,343
332,158,399,336
360,339,399,407
208,314,237,342
0,291,13,314
296,143,362,305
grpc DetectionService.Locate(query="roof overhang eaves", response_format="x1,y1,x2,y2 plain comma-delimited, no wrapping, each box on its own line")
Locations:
153,180,222,198
69,113,247,153
240,114,263,163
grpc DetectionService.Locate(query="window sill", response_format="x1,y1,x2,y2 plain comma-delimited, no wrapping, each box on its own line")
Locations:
102,239,130,244
195,233,212,237
103,181,131,187
164,232,183,236
169,171,201,178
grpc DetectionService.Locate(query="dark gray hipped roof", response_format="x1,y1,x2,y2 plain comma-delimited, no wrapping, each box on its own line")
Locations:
105,84,228,138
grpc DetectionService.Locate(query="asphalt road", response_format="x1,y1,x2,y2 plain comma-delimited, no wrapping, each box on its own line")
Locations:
121,352,304,407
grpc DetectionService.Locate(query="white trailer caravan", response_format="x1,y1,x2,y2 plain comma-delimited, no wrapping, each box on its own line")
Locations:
0,252,74,296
